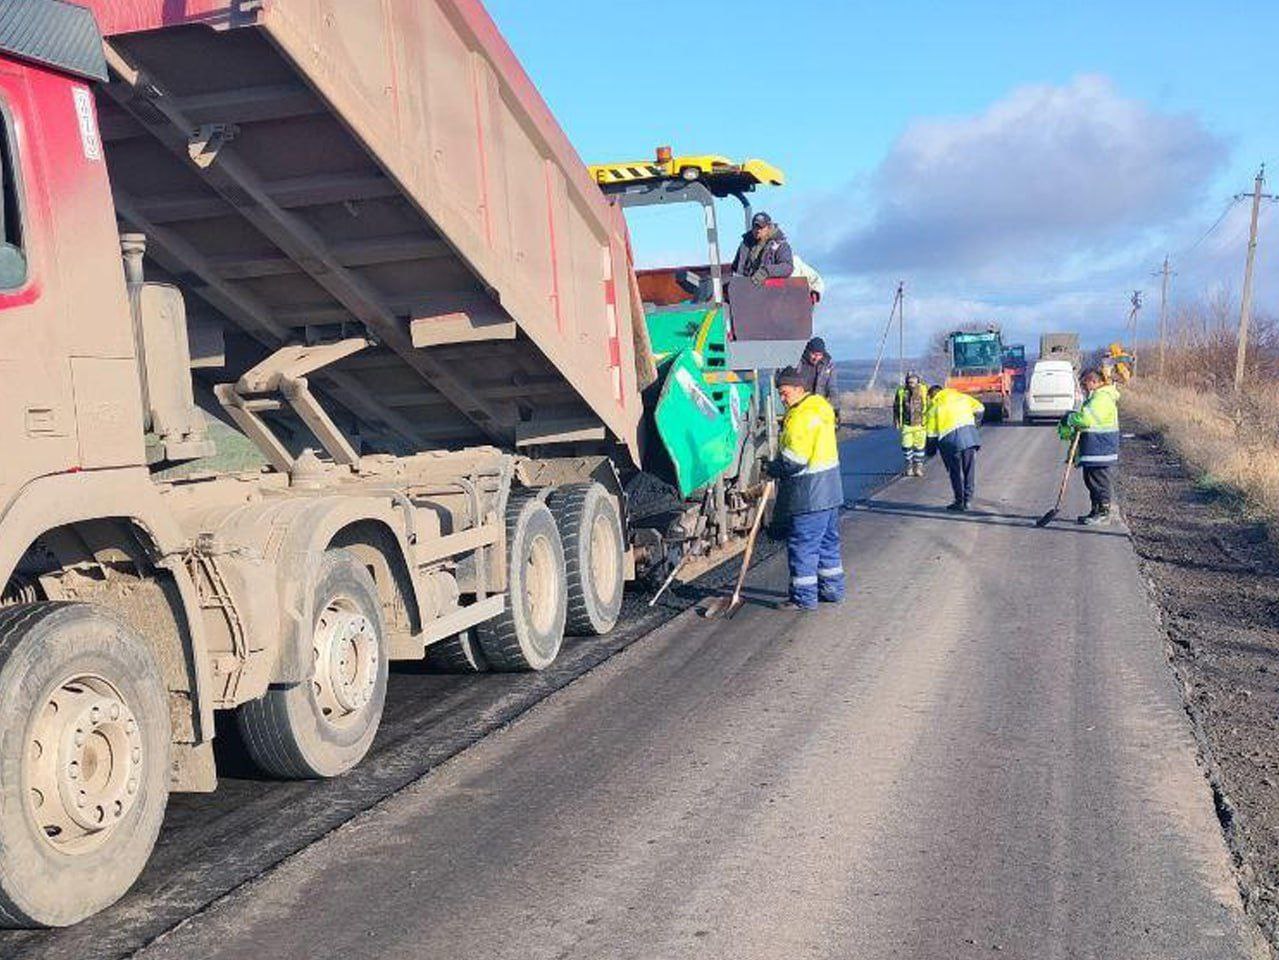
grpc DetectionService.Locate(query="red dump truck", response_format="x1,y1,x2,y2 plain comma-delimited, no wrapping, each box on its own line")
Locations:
0,1,803,926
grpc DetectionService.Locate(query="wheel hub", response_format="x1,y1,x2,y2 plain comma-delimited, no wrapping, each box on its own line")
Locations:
312,600,379,723
589,513,619,601
525,534,556,639
28,676,143,853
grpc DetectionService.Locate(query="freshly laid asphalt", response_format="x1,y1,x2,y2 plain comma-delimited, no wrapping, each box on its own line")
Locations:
6,423,1264,959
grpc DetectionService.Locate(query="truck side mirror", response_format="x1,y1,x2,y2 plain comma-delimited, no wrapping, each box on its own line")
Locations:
0,242,25,289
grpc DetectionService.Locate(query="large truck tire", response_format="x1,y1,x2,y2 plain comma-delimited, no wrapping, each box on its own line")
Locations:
550,483,624,636
426,630,489,673
237,550,387,779
0,603,170,928
477,497,567,671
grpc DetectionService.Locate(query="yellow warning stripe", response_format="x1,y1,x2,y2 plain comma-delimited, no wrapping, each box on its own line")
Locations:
693,309,719,355
589,163,667,184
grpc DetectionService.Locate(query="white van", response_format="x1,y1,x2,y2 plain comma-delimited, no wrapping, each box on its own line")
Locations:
1023,360,1080,422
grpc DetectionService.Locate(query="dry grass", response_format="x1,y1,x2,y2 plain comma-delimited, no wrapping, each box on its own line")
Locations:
1114,293,1279,525
1124,379,1279,523
838,388,893,411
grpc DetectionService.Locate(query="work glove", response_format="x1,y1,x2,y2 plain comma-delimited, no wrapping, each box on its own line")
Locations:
924,438,938,458
764,458,784,478
751,268,768,286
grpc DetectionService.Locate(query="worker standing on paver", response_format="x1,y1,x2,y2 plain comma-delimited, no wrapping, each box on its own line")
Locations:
1060,368,1121,525
925,384,985,512
791,253,825,305
893,372,930,477
769,366,845,610
732,212,794,284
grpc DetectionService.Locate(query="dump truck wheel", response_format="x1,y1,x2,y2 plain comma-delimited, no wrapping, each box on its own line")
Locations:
0,603,170,928
550,483,624,636
477,497,567,671
237,550,387,779
426,630,489,673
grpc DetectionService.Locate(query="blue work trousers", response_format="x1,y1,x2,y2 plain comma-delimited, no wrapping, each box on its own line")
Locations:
940,445,976,505
787,508,845,608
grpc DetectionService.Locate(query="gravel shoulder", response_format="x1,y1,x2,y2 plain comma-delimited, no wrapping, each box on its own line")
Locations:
1123,425,1279,952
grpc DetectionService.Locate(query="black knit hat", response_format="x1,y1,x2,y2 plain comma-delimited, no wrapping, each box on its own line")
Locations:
751,212,773,228
775,366,806,389
805,337,827,355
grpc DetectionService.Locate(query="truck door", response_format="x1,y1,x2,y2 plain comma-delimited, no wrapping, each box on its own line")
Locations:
0,58,79,495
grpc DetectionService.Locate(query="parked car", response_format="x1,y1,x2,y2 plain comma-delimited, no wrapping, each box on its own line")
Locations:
1022,360,1080,422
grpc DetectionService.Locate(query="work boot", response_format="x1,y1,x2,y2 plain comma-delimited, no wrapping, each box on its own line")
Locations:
1077,504,1102,525
775,599,817,612
945,500,966,513
1080,505,1112,526
915,463,926,479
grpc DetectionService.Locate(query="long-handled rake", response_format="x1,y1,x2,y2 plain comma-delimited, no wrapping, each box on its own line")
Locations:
702,481,774,620
1036,432,1082,527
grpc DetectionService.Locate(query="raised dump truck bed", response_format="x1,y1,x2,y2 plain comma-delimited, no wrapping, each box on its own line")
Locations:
0,1,797,927
83,0,646,460
0,1,672,928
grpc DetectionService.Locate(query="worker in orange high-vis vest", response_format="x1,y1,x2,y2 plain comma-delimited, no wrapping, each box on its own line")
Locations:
768,366,845,610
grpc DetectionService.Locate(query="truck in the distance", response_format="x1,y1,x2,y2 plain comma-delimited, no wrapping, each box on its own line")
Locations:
1002,343,1027,392
945,328,1012,421
1039,332,1082,371
0,1,804,927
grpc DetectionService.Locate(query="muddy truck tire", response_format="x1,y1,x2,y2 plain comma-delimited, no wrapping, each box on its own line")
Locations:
0,603,170,928
477,497,567,671
426,630,489,673
550,483,624,637
237,550,388,779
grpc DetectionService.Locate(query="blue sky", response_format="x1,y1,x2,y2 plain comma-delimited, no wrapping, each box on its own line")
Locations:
486,0,1278,358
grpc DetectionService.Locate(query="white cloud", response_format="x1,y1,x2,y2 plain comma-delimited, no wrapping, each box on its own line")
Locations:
798,75,1247,357
820,75,1226,281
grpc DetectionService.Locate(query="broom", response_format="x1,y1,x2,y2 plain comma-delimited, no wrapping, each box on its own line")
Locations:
1036,432,1081,527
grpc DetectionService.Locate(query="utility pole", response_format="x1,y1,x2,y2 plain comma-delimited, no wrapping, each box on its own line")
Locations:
1127,290,1143,348
898,281,906,381
1234,164,1274,393
1153,256,1174,379
866,282,904,391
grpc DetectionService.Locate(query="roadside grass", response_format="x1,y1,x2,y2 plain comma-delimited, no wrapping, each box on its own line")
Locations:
836,388,893,440
838,387,893,412
1124,379,1279,529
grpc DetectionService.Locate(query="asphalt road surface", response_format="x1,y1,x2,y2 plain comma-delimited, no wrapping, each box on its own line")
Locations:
7,423,1264,959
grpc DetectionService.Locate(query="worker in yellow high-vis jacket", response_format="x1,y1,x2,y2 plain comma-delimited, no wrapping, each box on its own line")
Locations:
767,366,845,610
925,385,985,512
893,372,930,477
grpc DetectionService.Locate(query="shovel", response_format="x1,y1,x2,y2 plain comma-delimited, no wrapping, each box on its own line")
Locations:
1036,432,1082,527
702,481,774,620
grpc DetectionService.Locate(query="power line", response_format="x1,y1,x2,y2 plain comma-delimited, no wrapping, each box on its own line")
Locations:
866,282,904,391
1181,197,1241,257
